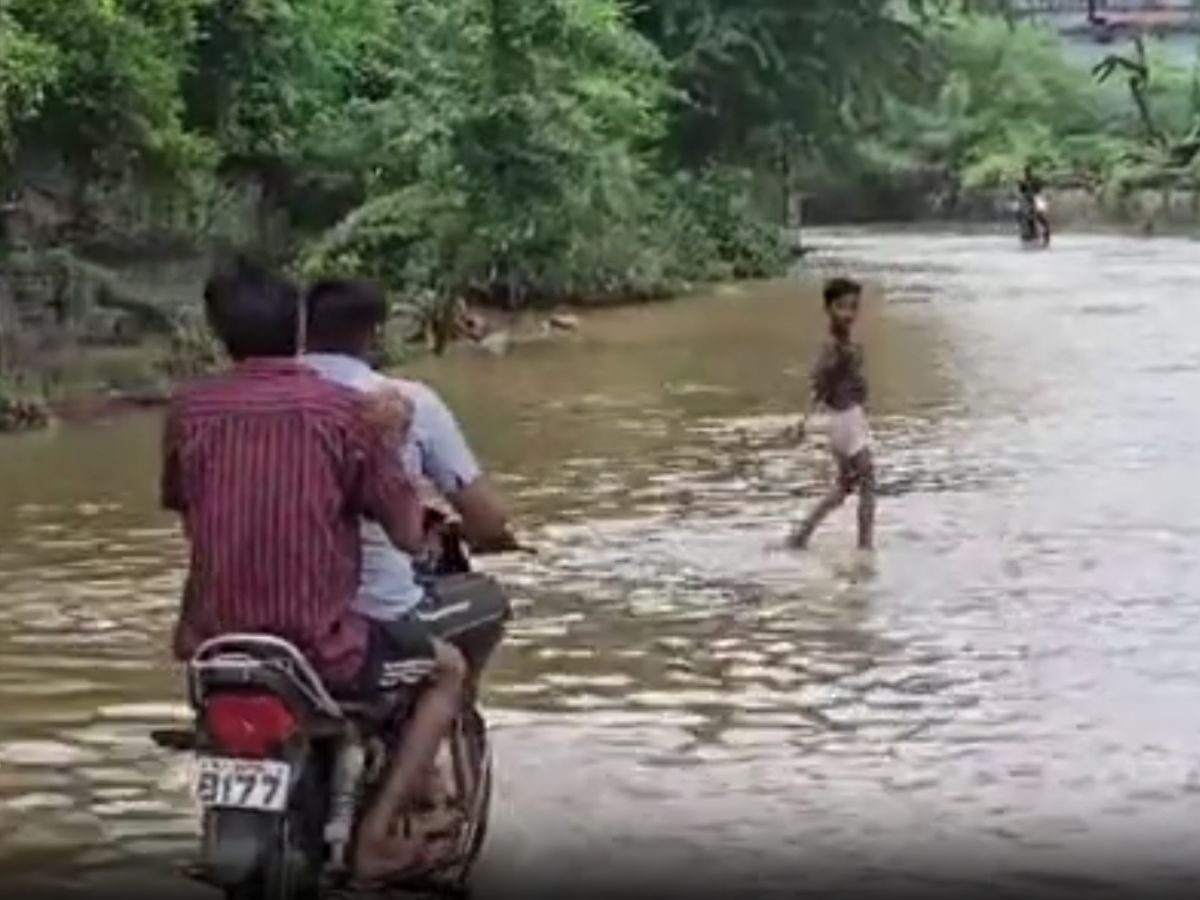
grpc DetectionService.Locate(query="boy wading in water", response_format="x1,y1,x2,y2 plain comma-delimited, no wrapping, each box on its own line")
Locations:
788,277,876,552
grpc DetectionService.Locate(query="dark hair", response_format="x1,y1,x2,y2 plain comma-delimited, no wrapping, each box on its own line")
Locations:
823,277,862,308
202,257,301,360
305,279,388,353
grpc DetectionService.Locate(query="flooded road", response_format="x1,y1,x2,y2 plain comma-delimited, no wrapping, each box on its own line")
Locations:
3,229,1200,896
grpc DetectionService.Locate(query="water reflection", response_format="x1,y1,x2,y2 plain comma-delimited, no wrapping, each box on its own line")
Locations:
3,230,1200,894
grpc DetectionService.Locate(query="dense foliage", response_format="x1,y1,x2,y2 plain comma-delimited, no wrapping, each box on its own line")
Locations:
6,0,840,305
2,0,1198,315
812,14,1200,215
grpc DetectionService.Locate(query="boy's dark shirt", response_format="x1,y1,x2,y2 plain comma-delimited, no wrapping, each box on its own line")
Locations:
811,336,868,412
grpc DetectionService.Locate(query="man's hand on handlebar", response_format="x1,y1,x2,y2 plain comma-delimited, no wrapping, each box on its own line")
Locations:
470,529,536,556
430,511,533,557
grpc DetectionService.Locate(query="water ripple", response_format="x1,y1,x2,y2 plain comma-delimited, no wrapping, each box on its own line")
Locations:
2,231,1199,893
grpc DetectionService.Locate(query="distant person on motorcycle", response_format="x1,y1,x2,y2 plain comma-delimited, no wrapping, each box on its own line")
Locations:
1018,163,1051,245
162,259,446,882
304,279,516,865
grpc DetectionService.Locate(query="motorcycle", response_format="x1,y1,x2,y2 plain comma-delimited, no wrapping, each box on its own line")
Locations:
1017,193,1050,247
153,521,510,899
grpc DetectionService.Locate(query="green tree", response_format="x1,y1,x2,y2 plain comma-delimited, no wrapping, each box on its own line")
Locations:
631,0,925,165
5,0,209,215
183,0,400,231
831,15,1131,190
304,0,680,309
454,0,668,303
0,3,57,160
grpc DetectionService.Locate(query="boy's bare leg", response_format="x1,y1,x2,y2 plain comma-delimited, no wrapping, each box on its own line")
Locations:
854,449,876,551
788,484,848,549
355,639,466,880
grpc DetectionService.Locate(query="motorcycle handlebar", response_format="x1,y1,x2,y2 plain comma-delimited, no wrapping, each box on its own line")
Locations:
428,513,535,557
472,540,538,558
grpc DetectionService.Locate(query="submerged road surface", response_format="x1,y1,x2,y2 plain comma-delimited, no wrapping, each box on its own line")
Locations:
2,229,1200,897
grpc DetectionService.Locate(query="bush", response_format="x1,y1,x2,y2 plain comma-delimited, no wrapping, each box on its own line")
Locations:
159,322,222,380
296,0,789,314
299,161,787,314
662,168,788,280
823,15,1200,204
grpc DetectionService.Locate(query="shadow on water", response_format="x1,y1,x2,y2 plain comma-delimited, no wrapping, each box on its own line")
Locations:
3,229,1200,893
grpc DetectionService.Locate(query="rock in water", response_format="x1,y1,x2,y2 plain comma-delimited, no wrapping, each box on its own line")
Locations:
548,313,580,332
477,331,511,356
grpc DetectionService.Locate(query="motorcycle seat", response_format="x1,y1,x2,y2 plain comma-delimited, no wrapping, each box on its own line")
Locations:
417,573,510,642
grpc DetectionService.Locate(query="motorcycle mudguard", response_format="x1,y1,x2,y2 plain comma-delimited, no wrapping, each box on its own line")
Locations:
201,809,281,887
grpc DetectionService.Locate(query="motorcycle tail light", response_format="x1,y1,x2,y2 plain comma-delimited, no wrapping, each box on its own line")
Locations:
204,693,298,758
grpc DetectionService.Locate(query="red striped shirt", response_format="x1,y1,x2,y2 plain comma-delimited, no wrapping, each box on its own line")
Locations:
162,358,418,687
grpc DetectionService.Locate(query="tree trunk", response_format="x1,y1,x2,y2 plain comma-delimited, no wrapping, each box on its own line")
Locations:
1130,77,1163,146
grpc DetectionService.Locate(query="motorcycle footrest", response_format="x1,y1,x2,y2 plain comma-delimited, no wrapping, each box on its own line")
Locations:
151,728,197,751
179,861,211,884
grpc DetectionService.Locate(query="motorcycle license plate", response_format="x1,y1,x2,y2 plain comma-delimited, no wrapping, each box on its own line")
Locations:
193,757,291,812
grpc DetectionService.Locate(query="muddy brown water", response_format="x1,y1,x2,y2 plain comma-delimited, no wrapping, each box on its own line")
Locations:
3,229,1200,897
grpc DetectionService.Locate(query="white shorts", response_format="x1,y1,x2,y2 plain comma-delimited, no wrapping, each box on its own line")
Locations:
827,405,871,459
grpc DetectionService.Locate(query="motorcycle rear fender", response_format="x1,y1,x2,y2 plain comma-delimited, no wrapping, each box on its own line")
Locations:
201,808,281,887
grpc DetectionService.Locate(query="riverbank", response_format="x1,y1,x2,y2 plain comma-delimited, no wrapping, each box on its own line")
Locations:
2,190,1192,437
0,283,637,434
0,201,794,434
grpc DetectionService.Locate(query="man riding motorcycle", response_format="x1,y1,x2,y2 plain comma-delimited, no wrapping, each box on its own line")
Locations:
302,278,517,875
162,259,446,882
1017,163,1051,246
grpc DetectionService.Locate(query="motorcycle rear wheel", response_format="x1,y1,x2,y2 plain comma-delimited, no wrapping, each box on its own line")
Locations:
226,755,329,900
442,706,493,892
463,754,493,872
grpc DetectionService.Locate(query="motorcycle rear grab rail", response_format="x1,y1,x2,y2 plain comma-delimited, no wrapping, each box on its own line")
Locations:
189,633,345,720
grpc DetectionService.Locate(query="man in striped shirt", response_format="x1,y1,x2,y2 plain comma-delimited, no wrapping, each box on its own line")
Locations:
162,259,460,879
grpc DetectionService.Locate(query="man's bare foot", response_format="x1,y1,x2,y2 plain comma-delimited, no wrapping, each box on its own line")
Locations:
422,833,461,871
354,806,466,884
354,815,424,883
414,762,450,809
408,805,464,841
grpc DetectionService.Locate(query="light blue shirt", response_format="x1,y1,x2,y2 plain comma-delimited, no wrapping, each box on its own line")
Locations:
305,353,482,619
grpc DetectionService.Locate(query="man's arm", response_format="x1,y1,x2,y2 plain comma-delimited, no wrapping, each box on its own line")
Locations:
415,384,518,552
349,395,424,555
161,405,185,513
365,453,424,555
161,403,196,657
451,478,519,553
